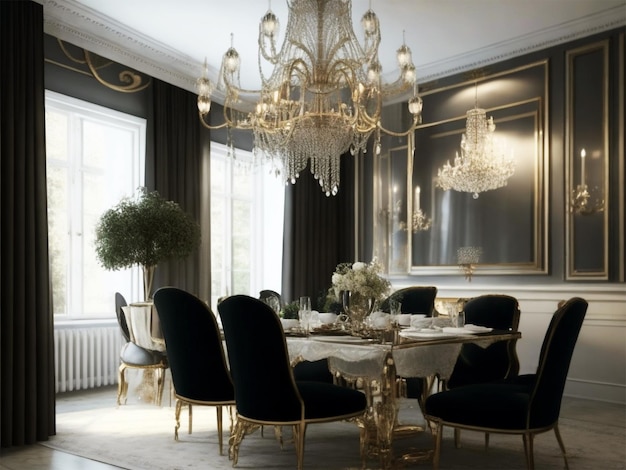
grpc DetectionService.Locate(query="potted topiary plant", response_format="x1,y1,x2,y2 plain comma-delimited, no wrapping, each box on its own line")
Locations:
94,187,201,301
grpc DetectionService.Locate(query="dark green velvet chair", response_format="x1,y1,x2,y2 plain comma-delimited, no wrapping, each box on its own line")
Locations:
448,294,521,389
218,294,367,470
446,294,521,447
153,287,235,455
424,297,588,470
115,292,168,407
380,286,438,315
259,289,283,309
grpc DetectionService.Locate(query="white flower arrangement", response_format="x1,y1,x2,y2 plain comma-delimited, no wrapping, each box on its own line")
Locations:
331,259,391,301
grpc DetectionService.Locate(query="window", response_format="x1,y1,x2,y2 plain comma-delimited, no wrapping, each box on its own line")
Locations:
45,91,145,319
210,143,284,309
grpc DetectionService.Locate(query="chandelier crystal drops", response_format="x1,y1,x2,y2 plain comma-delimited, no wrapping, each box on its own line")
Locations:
196,0,423,196
436,88,515,199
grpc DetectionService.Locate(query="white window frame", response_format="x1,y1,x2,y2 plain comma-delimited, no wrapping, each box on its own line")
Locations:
210,142,284,310
45,90,145,320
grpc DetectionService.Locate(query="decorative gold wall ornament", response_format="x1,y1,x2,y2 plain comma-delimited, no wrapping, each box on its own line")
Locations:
58,39,150,93
570,149,605,215
410,185,431,232
196,0,423,196
457,246,482,281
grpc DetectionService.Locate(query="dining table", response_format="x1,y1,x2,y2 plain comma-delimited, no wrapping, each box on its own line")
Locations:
285,325,522,468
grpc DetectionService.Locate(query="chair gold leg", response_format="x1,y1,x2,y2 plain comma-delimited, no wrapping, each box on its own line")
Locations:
294,423,307,470
174,399,183,441
188,404,193,434
155,367,165,407
453,428,461,448
553,424,569,470
522,432,535,470
229,417,251,465
432,422,443,470
216,406,224,456
117,365,128,405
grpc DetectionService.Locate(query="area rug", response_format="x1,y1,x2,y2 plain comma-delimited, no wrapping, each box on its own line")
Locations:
44,392,625,470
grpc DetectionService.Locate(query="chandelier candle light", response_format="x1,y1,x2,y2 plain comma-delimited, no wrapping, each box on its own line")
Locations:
196,0,423,196
437,84,515,198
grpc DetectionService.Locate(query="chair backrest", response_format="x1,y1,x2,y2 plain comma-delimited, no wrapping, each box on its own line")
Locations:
218,294,303,423
115,292,131,343
528,297,587,428
380,286,438,316
448,294,521,387
464,294,520,331
153,287,234,402
259,289,283,306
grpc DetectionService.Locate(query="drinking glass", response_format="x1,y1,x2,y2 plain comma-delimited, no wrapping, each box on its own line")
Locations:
299,296,312,334
390,299,402,327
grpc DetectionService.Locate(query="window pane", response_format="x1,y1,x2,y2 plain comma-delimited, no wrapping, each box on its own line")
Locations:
209,142,284,310
211,158,226,194
45,110,68,161
46,166,69,315
46,91,145,319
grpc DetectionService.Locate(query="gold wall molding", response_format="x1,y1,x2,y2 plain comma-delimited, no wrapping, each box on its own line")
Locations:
565,40,610,280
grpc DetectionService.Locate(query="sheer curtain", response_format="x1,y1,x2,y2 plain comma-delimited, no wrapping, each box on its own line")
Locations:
0,1,56,446
282,157,357,308
148,79,211,301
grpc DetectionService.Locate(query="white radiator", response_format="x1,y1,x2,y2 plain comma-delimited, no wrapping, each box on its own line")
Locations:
54,327,123,393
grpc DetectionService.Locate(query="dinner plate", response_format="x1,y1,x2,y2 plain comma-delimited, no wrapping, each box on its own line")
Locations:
441,327,481,335
463,324,494,333
399,329,460,339
312,336,375,344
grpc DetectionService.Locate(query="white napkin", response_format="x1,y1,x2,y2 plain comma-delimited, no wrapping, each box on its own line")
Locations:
463,324,493,333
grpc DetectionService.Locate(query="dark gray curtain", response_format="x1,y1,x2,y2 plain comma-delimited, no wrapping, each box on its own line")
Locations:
1,0,56,446
148,79,211,299
282,157,356,309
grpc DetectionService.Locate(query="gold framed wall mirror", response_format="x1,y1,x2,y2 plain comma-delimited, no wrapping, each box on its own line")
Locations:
374,62,549,277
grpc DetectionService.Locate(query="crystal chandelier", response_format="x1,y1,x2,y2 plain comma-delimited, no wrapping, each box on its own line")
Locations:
196,0,423,196
436,85,515,199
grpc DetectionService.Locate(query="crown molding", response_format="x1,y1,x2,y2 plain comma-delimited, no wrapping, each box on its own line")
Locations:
43,0,199,92
43,0,625,101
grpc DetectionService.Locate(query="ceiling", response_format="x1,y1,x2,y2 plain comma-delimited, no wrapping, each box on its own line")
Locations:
42,0,625,100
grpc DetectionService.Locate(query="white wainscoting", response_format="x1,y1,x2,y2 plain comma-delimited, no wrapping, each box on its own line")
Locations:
393,282,626,404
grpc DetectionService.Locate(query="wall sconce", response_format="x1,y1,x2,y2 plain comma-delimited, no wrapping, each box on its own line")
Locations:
411,186,432,232
571,148,605,215
457,246,482,281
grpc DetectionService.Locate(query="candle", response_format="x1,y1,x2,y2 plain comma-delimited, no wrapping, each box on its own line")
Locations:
580,149,586,186
414,185,421,212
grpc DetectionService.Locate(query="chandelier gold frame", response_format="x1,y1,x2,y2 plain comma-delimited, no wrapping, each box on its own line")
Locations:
196,0,423,196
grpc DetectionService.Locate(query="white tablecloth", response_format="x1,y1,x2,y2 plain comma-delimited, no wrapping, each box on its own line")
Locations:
287,336,463,381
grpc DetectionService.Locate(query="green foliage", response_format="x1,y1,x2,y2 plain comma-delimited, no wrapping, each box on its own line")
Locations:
319,287,344,314
94,188,201,271
281,301,300,320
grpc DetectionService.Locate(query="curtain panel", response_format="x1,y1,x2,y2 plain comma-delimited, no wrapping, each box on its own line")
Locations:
149,79,211,301
282,157,356,308
0,0,56,446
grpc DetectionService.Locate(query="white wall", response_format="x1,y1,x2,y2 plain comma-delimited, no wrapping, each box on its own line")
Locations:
394,282,626,404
